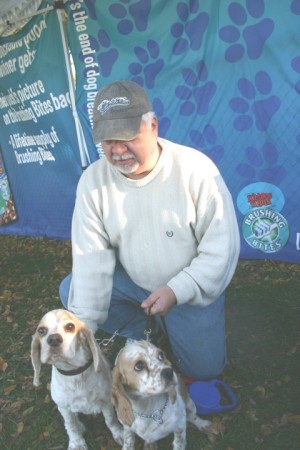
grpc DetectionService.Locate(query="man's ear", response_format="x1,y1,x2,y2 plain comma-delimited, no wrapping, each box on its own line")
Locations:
151,115,158,134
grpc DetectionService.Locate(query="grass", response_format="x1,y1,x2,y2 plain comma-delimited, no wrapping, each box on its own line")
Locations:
0,235,299,450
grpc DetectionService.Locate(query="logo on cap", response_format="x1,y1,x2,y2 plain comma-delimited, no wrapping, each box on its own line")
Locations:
98,97,130,115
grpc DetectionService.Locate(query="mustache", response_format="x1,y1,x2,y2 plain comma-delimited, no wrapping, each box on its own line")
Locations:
112,154,136,161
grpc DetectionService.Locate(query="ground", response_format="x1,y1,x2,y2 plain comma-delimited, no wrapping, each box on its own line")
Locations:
0,235,299,449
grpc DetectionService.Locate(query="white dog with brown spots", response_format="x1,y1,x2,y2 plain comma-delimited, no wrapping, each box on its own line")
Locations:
31,309,123,450
111,340,212,450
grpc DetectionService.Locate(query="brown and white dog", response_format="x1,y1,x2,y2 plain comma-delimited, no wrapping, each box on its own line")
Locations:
31,309,123,450
111,340,211,450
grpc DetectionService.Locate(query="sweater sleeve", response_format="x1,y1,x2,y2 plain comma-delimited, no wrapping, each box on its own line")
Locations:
67,172,116,332
167,176,240,307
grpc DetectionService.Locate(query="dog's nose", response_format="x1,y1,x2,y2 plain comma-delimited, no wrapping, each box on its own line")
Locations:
47,333,63,347
161,368,173,382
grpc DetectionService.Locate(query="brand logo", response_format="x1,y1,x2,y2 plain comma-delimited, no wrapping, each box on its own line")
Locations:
98,96,130,114
247,192,272,208
242,208,289,253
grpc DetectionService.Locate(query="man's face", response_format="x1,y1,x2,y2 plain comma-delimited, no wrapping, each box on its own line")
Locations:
101,117,160,179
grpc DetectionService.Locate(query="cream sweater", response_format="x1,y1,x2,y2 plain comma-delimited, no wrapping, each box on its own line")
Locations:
68,138,240,332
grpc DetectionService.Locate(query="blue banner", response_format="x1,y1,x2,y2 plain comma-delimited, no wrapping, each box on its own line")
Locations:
0,5,82,239
67,0,300,263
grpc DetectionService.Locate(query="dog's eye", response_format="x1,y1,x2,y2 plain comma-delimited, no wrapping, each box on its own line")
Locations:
134,360,145,372
65,322,75,332
37,326,47,336
158,352,165,361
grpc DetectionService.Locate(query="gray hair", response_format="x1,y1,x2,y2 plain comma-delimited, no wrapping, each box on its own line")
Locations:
141,111,156,127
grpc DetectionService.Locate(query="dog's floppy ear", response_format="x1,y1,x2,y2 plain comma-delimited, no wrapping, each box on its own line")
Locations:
80,325,105,372
169,371,180,405
111,364,135,426
31,333,42,387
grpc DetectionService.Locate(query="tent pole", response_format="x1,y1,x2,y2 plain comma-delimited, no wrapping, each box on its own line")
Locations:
56,4,90,169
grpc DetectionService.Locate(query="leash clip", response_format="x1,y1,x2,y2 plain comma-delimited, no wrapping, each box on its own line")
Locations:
144,327,152,342
98,329,119,348
144,306,153,342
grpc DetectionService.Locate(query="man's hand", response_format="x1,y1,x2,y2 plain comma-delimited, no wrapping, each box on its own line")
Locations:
141,286,177,316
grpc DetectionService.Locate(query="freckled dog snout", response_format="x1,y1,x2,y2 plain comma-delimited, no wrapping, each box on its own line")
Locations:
47,333,63,347
161,368,173,382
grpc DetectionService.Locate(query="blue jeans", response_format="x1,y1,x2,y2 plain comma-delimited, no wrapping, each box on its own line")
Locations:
59,262,227,380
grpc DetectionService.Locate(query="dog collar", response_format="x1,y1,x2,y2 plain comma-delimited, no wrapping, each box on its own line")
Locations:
56,358,93,376
133,395,169,424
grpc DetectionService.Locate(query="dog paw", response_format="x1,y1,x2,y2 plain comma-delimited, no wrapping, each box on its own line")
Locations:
112,431,123,446
67,440,88,450
202,417,226,442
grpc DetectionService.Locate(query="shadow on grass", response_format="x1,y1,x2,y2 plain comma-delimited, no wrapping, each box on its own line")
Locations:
0,236,299,449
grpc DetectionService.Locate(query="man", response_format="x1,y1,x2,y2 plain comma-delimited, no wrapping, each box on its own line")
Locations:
60,80,240,380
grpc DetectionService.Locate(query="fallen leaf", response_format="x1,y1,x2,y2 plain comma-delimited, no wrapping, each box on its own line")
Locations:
260,423,273,436
287,415,300,425
4,384,17,395
246,409,258,421
22,406,34,416
254,386,266,398
17,422,24,434
0,357,8,372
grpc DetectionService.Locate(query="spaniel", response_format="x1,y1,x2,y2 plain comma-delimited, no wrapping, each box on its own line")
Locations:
31,309,123,450
111,340,211,450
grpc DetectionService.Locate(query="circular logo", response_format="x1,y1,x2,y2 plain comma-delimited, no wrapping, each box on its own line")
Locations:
237,182,285,214
242,208,289,253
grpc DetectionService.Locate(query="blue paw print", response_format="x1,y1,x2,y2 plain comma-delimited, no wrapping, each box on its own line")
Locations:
291,0,300,14
171,0,209,55
84,0,97,20
219,0,274,62
190,125,224,165
237,142,287,188
86,30,118,78
229,71,281,131
291,56,300,94
175,61,216,116
109,0,151,34
129,40,164,89
152,98,171,137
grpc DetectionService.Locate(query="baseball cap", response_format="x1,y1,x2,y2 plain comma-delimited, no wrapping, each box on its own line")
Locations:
92,80,152,143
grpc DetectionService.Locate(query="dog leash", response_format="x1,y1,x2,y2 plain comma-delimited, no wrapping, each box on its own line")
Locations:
97,307,180,370
97,315,135,348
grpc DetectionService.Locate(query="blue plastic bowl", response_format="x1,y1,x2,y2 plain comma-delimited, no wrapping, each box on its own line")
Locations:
188,379,238,415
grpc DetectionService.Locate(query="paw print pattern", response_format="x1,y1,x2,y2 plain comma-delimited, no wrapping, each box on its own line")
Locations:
175,61,216,116
229,71,281,131
84,0,97,20
171,0,209,55
190,125,225,165
109,0,151,34
152,98,171,137
237,143,287,187
129,40,164,89
291,56,300,94
291,0,300,14
86,30,118,78
219,0,274,62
